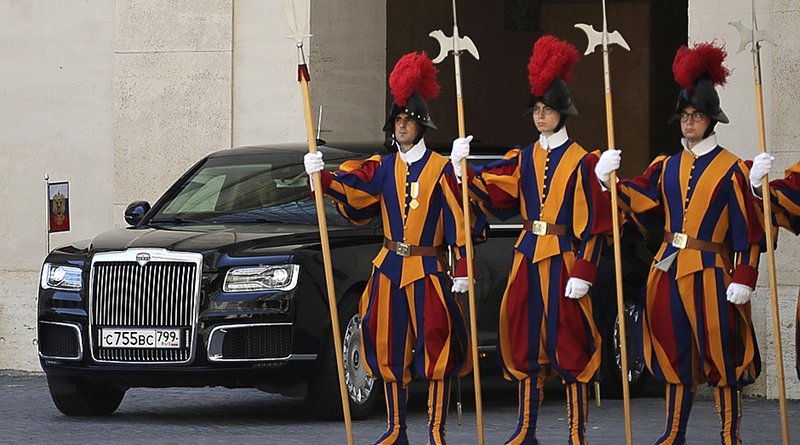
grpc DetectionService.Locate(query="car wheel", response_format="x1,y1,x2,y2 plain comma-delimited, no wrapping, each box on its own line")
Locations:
47,376,125,416
599,300,648,399
307,296,380,420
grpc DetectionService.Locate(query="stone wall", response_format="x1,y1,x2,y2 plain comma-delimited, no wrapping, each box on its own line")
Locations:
310,0,387,143
691,0,799,399
0,1,116,371
113,0,233,219
760,0,800,399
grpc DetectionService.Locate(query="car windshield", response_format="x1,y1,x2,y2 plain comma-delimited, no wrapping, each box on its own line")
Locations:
148,148,359,227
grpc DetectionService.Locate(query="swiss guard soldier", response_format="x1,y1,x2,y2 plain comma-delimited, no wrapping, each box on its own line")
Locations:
595,42,764,444
304,52,476,445
749,154,800,381
451,35,612,445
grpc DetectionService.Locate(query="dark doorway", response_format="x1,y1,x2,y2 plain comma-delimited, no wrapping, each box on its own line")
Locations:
386,0,687,177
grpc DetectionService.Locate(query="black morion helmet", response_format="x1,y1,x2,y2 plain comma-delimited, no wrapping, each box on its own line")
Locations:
670,42,730,124
382,52,441,133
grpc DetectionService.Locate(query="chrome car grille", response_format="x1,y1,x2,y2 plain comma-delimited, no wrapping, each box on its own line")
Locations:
89,249,203,364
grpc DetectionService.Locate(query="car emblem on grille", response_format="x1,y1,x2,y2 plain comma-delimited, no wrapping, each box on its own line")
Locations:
136,252,151,266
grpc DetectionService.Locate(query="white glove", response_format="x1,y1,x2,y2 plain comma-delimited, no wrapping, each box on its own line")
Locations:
595,149,621,184
304,151,324,176
565,277,591,300
451,277,469,294
450,135,473,179
749,152,774,189
726,283,754,305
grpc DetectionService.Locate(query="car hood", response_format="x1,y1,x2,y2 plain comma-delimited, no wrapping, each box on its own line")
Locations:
86,223,375,259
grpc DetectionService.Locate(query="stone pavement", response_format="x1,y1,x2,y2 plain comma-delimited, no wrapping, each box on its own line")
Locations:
1,371,798,444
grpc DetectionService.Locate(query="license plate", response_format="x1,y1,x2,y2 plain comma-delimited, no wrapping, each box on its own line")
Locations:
100,328,181,349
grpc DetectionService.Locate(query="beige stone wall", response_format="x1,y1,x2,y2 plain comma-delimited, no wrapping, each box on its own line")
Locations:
231,0,307,146
692,0,800,399
310,0,387,143
113,0,233,219
0,271,41,371
0,1,116,371
761,0,800,399
231,0,387,146
0,1,116,270
689,0,773,162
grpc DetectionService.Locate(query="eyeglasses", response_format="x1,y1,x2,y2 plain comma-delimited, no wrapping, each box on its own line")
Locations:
531,105,555,116
679,111,705,122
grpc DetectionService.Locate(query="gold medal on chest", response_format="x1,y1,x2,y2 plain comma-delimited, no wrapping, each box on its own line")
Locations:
409,182,420,209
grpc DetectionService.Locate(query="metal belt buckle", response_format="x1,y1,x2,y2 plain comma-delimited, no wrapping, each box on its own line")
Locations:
531,220,548,236
395,242,411,257
671,233,688,249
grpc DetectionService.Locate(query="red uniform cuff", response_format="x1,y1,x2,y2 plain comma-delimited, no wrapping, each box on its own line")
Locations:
732,264,758,289
308,170,333,198
454,257,469,278
570,259,598,284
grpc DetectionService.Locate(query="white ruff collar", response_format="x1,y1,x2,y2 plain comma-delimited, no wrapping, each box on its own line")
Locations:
682,133,718,157
398,138,427,164
538,126,569,151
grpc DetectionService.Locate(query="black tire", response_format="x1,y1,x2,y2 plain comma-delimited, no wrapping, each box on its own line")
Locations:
307,294,380,420
47,376,125,416
599,300,648,399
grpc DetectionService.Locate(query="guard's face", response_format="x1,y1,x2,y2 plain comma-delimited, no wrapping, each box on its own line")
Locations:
394,113,420,148
680,106,711,141
531,101,561,134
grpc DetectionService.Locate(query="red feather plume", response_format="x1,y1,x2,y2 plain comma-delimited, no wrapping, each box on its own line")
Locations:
528,35,579,97
388,52,441,107
672,42,730,92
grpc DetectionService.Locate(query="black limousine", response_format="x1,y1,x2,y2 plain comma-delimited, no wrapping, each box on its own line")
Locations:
37,142,654,418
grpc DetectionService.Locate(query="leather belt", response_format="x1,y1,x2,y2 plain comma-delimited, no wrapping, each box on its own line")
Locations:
663,232,729,254
523,219,567,236
664,232,734,273
383,239,446,258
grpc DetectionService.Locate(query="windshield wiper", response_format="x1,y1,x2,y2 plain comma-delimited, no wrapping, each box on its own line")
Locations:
207,218,282,224
148,217,201,225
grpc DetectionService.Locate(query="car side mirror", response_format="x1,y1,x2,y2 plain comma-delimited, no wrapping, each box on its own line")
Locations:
124,201,151,226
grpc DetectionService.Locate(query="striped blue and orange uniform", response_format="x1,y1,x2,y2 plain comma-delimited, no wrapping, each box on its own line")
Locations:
468,139,610,382
757,161,800,380
468,137,611,444
317,145,475,445
618,144,763,444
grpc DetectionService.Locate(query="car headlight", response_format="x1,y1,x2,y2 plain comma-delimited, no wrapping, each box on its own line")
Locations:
41,264,83,291
223,264,300,292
